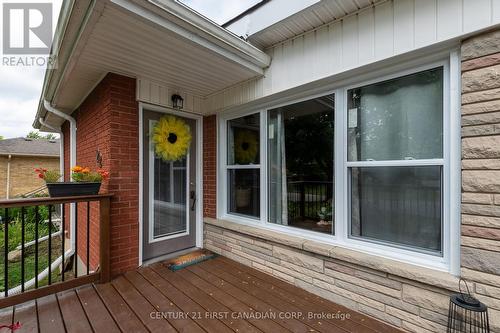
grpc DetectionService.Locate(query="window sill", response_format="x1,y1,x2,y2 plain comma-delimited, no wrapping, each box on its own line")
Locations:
204,217,460,292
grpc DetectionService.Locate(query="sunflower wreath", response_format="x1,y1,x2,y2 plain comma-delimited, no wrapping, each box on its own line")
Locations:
234,129,259,164
152,115,192,162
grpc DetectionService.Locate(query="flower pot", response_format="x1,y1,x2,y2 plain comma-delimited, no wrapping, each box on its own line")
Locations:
46,182,101,197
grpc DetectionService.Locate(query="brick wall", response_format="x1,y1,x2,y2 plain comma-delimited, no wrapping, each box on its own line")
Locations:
203,115,217,218
64,73,139,276
0,155,59,199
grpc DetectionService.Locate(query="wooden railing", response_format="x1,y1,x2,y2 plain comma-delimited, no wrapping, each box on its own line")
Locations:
0,194,112,308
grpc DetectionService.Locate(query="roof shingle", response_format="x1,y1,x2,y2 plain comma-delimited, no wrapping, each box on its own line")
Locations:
0,137,60,157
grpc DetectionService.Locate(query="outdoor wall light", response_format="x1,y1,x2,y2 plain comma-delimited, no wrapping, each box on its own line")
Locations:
447,279,490,332
171,94,184,109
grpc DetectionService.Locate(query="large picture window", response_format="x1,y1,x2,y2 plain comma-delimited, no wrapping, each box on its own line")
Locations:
219,58,457,270
347,67,444,253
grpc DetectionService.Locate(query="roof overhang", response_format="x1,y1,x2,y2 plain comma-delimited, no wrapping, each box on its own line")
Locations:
34,0,271,131
225,0,383,49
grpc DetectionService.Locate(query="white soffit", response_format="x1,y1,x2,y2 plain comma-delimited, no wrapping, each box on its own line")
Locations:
36,0,270,130
226,0,384,49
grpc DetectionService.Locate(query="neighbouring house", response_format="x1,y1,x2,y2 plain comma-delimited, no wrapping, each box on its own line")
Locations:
0,137,60,199
26,0,500,331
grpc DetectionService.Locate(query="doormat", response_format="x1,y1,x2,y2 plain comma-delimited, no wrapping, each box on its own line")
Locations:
165,249,217,271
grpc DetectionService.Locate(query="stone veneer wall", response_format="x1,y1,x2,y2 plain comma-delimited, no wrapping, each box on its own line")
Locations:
460,28,500,329
204,29,500,332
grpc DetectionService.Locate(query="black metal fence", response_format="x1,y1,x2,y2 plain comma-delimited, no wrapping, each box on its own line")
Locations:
287,181,333,221
0,195,111,308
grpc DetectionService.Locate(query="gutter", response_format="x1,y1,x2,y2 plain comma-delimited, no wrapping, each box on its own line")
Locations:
43,100,77,254
33,0,97,130
39,117,65,180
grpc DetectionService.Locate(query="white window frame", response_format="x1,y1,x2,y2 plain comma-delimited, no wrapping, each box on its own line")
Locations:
217,50,461,274
220,110,266,223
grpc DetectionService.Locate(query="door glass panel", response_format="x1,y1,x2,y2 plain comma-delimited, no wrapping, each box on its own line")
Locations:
153,156,187,239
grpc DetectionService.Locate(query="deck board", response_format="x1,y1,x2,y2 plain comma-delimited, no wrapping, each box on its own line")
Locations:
13,301,37,333
76,285,121,333
57,290,93,333
0,306,13,331
139,266,239,333
94,282,148,333
0,256,403,333
198,259,348,333
153,264,280,333
36,294,65,333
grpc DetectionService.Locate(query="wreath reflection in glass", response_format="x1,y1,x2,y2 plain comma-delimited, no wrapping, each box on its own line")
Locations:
234,129,258,164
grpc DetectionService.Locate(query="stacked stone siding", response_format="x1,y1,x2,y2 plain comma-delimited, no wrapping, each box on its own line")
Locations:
460,28,500,327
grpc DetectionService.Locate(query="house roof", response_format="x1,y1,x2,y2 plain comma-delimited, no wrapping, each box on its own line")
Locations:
0,138,60,157
224,0,383,49
34,0,271,132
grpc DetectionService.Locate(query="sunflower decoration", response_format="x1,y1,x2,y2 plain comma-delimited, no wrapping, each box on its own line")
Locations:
152,115,192,161
234,129,259,164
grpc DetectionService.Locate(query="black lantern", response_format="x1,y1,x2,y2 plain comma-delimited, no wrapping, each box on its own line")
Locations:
171,94,184,109
447,279,490,332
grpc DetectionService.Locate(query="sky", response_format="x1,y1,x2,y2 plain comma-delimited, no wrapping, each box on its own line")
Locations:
0,0,260,139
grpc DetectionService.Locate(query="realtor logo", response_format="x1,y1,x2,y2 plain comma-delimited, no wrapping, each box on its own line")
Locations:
3,3,52,54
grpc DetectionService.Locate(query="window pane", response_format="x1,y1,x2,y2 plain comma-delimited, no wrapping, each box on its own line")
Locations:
153,157,187,238
347,68,443,161
227,113,260,165
228,169,260,218
350,166,442,253
268,94,335,235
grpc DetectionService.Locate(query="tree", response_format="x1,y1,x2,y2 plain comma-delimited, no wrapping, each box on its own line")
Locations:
0,136,4,140
26,131,42,139
26,130,58,140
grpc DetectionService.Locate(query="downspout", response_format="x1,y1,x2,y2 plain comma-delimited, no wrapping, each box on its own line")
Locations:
6,155,11,199
42,100,77,253
38,117,64,179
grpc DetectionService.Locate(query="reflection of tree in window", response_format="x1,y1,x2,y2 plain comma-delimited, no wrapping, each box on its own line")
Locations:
268,94,335,235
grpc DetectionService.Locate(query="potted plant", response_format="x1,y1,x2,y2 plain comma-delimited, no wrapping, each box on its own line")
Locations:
36,166,109,197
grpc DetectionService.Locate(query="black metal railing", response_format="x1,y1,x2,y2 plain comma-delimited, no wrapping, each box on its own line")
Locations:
0,194,111,308
287,181,333,221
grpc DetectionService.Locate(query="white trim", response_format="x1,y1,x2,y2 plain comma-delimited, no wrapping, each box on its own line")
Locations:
219,110,264,221
138,102,203,266
216,49,461,273
449,49,462,276
110,0,270,74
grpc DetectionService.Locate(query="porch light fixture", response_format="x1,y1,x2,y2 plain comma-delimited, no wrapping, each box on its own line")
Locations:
171,94,184,109
447,279,490,332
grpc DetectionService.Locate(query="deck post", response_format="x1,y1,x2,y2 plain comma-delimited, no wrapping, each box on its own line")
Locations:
99,196,111,283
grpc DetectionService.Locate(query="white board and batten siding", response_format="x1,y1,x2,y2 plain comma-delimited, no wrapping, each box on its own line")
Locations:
204,0,500,114
137,78,204,114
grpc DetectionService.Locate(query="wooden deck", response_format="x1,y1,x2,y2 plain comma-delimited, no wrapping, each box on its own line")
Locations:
0,256,402,333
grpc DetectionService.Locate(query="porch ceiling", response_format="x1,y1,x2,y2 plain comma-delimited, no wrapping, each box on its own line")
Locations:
35,0,271,131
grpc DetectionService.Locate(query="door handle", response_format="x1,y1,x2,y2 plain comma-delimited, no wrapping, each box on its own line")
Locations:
190,191,196,211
